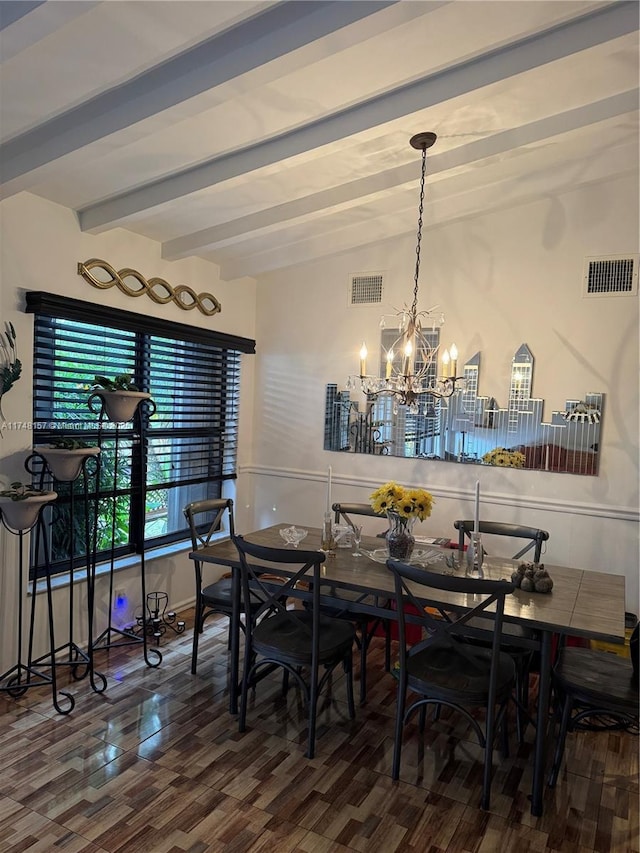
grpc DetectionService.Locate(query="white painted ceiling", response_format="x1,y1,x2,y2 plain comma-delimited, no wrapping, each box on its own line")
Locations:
1,1,638,281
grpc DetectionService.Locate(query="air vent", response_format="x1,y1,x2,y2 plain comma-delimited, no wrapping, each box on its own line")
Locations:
350,273,383,305
583,255,638,297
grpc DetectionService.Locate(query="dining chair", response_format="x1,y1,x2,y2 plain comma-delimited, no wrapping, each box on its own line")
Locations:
233,535,356,759
184,498,242,674
454,520,549,562
332,501,380,529
454,519,550,741
328,501,392,704
386,558,516,810
548,622,639,788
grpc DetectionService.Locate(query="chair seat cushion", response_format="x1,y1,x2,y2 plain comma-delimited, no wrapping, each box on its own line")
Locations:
407,642,516,706
253,610,355,666
202,577,233,606
202,577,263,611
554,648,638,714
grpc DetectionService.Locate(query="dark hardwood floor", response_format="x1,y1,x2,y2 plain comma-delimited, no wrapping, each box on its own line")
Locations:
1,609,637,852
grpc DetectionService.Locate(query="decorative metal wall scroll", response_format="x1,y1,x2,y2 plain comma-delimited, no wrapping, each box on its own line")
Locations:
77,258,221,317
325,343,604,476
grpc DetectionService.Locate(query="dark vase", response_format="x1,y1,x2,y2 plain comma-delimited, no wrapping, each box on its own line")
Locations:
386,510,416,560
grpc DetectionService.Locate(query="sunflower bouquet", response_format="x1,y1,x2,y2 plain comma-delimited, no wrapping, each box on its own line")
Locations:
482,447,526,468
369,481,433,521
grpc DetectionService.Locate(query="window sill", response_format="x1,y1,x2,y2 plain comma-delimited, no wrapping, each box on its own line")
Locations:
32,538,198,596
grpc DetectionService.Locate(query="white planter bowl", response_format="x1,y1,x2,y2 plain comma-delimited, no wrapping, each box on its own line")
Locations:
38,446,101,482
96,390,151,423
0,491,58,532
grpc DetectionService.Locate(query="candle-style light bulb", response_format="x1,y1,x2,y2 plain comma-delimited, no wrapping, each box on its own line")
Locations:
449,343,458,377
386,349,394,379
441,349,450,378
359,343,367,377
402,339,413,376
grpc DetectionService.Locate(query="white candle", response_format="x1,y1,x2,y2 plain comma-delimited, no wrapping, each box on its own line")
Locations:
474,480,480,535
441,349,450,378
385,349,394,379
359,343,367,377
326,465,332,513
450,343,458,377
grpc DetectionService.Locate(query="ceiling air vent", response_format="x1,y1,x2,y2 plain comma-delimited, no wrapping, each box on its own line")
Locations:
582,255,638,298
350,272,383,305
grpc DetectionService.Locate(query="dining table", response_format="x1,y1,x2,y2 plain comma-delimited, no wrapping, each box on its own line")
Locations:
190,523,627,817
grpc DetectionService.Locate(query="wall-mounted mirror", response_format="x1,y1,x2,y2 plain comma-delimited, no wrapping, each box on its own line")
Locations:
325,344,603,475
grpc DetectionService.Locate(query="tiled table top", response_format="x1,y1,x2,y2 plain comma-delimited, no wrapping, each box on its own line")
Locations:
196,525,626,644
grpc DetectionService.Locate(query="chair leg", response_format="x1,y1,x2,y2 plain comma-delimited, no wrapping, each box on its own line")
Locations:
548,693,573,788
384,621,392,672
514,655,532,742
190,600,202,675
418,704,427,733
345,655,356,719
391,682,405,781
481,708,496,810
359,621,368,705
307,668,319,760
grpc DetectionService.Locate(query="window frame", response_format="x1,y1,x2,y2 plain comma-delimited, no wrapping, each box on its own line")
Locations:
26,291,255,579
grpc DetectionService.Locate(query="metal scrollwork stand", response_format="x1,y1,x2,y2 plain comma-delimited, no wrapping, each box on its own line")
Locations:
88,392,162,669
0,501,75,714
25,450,108,695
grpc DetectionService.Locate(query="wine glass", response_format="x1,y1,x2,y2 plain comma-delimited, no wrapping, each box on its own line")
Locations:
351,525,363,557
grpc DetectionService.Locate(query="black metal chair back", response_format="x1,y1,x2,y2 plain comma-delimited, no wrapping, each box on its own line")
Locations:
454,519,549,562
185,498,235,550
330,501,392,703
183,498,235,674
233,535,356,758
332,501,379,527
386,558,515,810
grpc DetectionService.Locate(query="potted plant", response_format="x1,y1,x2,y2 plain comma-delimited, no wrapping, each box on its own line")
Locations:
369,480,434,560
90,374,151,423
0,322,21,423
0,481,57,531
36,437,101,482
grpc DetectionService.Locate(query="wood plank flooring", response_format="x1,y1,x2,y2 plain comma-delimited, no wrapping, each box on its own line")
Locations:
0,610,637,852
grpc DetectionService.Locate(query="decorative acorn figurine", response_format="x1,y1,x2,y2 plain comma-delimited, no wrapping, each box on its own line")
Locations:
513,561,553,594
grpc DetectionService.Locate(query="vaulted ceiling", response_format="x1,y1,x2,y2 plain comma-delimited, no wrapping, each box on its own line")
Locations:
1,1,638,281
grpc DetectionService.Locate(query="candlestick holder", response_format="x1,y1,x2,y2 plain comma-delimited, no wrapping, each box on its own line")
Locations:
466,532,484,579
134,592,186,646
320,512,337,556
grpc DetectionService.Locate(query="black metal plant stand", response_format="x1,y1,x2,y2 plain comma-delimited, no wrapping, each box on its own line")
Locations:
0,505,75,714
25,450,108,695
88,392,162,669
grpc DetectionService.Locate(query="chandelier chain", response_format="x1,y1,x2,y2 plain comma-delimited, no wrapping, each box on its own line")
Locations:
411,145,427,317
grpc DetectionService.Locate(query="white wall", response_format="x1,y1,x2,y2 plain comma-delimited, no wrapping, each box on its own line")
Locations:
0,193,257,672
246,173,640,612
1,171,638,684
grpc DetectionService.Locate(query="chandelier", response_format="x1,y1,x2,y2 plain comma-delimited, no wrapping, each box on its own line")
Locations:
346,132,464,413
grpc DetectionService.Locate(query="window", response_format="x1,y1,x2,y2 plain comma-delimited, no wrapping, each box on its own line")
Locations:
26,292,254,579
